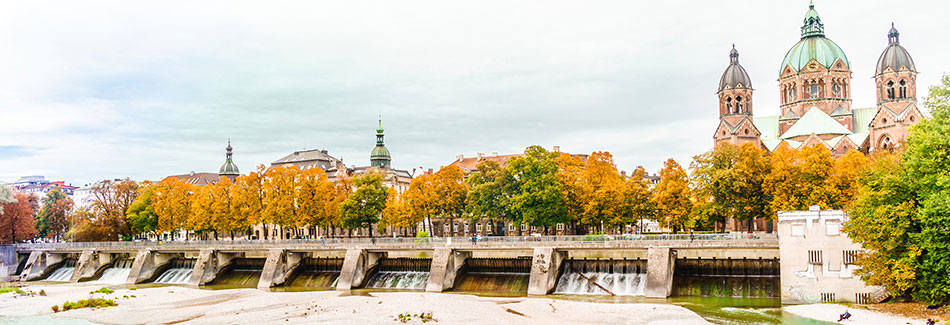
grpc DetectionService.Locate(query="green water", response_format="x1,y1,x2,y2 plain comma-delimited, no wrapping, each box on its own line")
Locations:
202,269,261,290
451,272,529,296
270,271,340,292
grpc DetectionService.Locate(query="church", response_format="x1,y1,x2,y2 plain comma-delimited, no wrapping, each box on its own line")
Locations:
714,2,922,155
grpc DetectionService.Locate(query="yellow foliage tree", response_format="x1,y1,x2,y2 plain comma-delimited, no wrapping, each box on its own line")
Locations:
263,165,300,239
231,165,266,239
404,173,437,234
652,158,693,233
153,177,194,240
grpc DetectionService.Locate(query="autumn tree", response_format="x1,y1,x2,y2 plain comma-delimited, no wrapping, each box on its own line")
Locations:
154,177,194,240
829,149,871,210
652,158,693,233
69,207,113,242
232,165,266,239
433,165,467,236
405,173,437,234
188,181,216,236
0,192,39,243
126,183,159,238
380,188,413,236
87,179,140,240
36,187,74,240
580,152,629,232
555,153,586,234
625,166,655,233
339,173,388,239
296,168,337,237
507,146,567,235
263,165,300,239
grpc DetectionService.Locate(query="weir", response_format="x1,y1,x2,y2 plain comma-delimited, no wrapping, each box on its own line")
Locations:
453,257,532,295
554,258,647,296
284,257,344,290
363,258,431,290
672,257,780,298
3,233,779,298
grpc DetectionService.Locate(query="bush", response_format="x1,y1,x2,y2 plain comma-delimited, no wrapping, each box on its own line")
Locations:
415,231,431,244
128,287,137,291
90,287,114,295
60,298,117,312
0,287,26,295
51,305,59,313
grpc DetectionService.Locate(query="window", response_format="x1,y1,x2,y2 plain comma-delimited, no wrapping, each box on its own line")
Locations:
735,96,743,113
790,88,797,101
832,82,841,96
454,223,459,232
887,80,895,99
899,80,907,98
521,224,528,231
476,223,483,232
556,223,564,231
826,222,841,236
791,224,805,237
444,223,450,232
820,293,835,302
856,293,872,304
725,97,732,113
808,250,823,265
809,83,821,98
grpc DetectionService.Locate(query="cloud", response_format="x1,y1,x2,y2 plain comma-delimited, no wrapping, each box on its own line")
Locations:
0,0,947,185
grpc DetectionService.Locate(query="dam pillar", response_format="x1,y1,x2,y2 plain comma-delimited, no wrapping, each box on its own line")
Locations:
645,247,675,298
70,250,101,282
189,249,215,287
257,249,285,290
527,247,564,296
126,250,176,284
19,250,50,281
426,248,470,292
336,249,386,290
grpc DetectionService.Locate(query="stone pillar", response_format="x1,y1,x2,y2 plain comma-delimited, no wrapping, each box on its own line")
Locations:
527,247,563,296
19,251,46,281
645,247,675,298
257,249,285,290
335,249,365,291
189,249,215,287
125,250,151,284
426,248,470,292
70,250,97,282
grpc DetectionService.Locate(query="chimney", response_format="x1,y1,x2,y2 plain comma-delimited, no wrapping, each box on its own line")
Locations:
456,154,464,161
553,146,560,153
321,149,328,154
476,153,484,161
492,152,499,157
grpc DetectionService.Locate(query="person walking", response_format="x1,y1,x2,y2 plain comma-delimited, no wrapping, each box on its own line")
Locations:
471,233,478,246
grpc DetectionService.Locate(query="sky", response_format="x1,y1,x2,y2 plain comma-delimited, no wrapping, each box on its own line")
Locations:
1,0,948,186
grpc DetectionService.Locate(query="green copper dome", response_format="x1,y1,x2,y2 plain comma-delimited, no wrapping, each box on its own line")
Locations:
370,119,391,168
219,140,240,176
371,146,391,159
780,2,850,73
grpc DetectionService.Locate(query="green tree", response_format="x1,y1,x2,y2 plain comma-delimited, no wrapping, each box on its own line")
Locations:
845,72,950,305
339,173,388,239
465,160,515,235
652,158,693,233
36,187,74,240
126,183,158,238
506,146,567,235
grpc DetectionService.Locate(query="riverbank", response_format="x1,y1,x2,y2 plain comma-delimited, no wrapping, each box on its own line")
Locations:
784,303,928,324
1,283,710,324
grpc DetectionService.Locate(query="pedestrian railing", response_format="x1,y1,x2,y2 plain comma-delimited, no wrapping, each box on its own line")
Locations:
10,232,777,250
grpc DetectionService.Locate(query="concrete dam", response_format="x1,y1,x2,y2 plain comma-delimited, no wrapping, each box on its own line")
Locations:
2,234,779,299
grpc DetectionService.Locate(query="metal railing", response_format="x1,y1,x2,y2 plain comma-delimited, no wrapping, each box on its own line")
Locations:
9,233,776,250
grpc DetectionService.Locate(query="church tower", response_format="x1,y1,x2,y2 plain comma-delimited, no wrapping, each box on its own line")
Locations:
370,119,392,168
869,23,923,151
713,45,762,148
778,2,853,134
218,139,240,181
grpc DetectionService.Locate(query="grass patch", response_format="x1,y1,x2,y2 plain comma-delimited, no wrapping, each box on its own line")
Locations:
56,298,117,312
0,287,26,295
129,287,137,290
90,287,114,294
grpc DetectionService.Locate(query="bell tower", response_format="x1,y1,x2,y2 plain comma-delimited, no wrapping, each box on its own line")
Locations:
713,45,761,148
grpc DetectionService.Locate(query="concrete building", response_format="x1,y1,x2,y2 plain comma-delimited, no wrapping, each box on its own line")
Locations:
715,3,922,155
778,208,885,304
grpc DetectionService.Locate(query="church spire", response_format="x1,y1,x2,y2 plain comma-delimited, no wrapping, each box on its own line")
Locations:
370,117,392,168
801,1,825,38
888,22,900,45
219,139,239,176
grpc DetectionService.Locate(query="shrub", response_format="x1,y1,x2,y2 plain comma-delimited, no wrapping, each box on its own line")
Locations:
61,298,117,311
129,287,137,291
51,305,59,313
90,287,114,295
39,290,46,296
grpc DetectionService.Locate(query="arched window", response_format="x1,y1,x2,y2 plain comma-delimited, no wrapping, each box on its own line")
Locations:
735,96,743,113
725,97,733,113
887,80,895,100
832,81,841,97
899,80,907,98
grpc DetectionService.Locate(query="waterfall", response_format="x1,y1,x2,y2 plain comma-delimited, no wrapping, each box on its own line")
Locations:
45,266,75,282
93,259,135,284
672,258,780,298
365,272,429,289
554,259,647,296
208,258,265,288
154,259,196,284
452,257,531,294
286,257,344,289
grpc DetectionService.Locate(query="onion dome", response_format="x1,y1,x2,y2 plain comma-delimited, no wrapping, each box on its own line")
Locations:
219,139,240,175
719,44,753,91
370,119,392,168
876,23,916,74
780,2,850,73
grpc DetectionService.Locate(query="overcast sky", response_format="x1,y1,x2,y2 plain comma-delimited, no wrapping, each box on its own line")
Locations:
1,1,948,186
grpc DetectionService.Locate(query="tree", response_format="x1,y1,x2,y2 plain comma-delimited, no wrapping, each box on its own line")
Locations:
339,173,388,239
652,158,693,233
89,179,140,240
692,142,771,232
36,187,74,240
432,165,468,236
507,146,567,235
188,180,216,236
830,149,871,210
0,192,39,243
845,72,950,305
465,160,515,235
625,166,655,233
581,152,629,232
555,153,587,234
405,173,437,234
263,165,300,238
126,183,159,238
69,207,113,242
209,177,236,239
232,165,266,239
0,185,15,214
379,188,413,236
297,168,335,236
154,177,194,240
764,143,806,213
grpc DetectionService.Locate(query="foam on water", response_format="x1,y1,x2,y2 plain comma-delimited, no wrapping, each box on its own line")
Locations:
45,266,75,282
554,271,647,296
154,268,194,284
365,271,429,289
